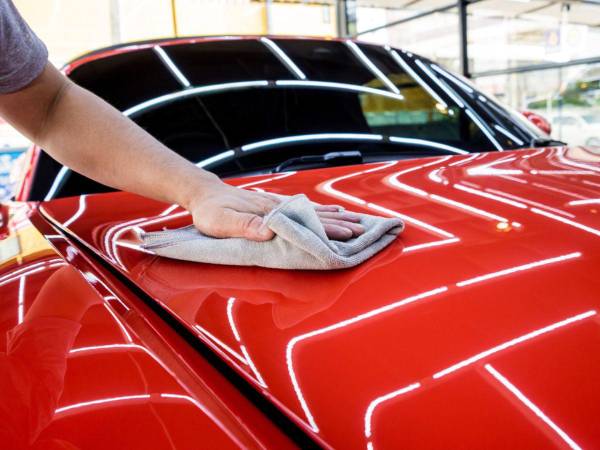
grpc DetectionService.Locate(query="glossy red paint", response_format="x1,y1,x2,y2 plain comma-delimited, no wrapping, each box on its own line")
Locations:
0,206,297,448
38,147,600,449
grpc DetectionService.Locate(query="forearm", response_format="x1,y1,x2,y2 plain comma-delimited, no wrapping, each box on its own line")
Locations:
0,64,218,208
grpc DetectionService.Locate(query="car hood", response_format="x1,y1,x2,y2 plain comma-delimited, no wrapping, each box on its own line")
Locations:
40,147,600,449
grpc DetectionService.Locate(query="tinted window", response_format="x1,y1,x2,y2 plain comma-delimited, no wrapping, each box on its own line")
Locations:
31,39,540,200
164,40,290,85
69,48,180,111
275,39,376,85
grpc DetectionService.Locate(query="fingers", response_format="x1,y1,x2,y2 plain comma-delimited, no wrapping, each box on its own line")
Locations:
322,223,353,240
320,217,365,236
315,204,344,213
316,210,362,223
198,208,275,241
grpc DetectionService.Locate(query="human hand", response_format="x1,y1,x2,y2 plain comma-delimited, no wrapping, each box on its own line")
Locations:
187,180,364,241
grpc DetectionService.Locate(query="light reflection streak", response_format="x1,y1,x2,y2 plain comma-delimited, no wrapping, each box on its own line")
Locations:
114,240,155,254
386,48,447,108
159,393,247,448
0,262,66,288
241,133,384,152
388,136,467,154
237,170,297,189
44,166,69,201
345,40,400,94
17,276,25,324
485,364,582,450
431,64,474,94
467,157,522,176
387,162,510,223
433,310,595,379
494,125,524,146
583,180,600,189
56,390,244,448
364,308,596,447
448,153,480,167
429,194,508,223
286,287,448,432
123,80,270,117
288,250,588,439
500,174,528,184
104,295,130,311
103,303,133,343
522,148,546,159
320,157,458,240
196,150,235,168
428,169,443,184
153,45,191,88
415,59,465,108
556,147,600,174
456,252,581,287
465,109,503,151
402,237,460,253
364,382,421,440
55,394,151,415
484,188,574,218
569,198,600,206
226,298,268,387
0,258,63,284
62,195,87,227
194,324,248,366
226,298,241,341
275,80,405,101
260,37,306,80
531,208,600,238
367,203,458,239
69,343,142,355
240,345,267,388
159,204,180,216
531,182,588,200
533,170,596,176
453,184,528,209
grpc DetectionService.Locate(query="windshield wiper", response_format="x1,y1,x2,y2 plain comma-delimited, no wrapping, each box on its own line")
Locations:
272,151,363,173
530,137,567,147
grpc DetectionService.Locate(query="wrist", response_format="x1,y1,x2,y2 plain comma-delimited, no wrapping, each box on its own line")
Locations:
178,169,221,211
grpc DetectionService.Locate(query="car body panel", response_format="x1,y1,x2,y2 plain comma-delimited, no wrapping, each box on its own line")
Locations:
0,204,298,449
39,146,600,449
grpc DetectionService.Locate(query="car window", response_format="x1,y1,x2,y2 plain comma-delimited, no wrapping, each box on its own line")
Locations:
30,39,541,200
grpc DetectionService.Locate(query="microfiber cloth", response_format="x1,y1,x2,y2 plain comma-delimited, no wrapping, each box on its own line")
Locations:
140,194,404,270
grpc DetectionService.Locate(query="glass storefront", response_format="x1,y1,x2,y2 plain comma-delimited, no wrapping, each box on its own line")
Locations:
476,63,600,146
352,0,600,147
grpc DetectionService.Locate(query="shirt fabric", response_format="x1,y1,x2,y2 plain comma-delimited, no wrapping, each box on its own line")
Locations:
0,0,48,94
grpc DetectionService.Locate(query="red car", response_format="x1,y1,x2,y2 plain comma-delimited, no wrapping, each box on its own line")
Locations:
1,36,599,449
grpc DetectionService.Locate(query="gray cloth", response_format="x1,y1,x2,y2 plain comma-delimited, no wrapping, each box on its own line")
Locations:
0,0,48,94
141,194,404,270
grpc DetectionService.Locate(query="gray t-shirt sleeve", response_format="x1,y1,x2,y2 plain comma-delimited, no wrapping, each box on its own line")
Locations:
0,0,48,94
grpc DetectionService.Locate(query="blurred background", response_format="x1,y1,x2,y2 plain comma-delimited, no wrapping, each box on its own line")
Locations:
1,0,599,199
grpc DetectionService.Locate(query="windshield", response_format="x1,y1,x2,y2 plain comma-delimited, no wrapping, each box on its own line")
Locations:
29,38,543,200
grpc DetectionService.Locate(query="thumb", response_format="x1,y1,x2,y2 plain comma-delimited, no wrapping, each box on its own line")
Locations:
223,209,275,241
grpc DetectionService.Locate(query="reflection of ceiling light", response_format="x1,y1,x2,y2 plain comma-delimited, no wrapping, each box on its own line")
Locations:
496,221,510,231
435,103,448,114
